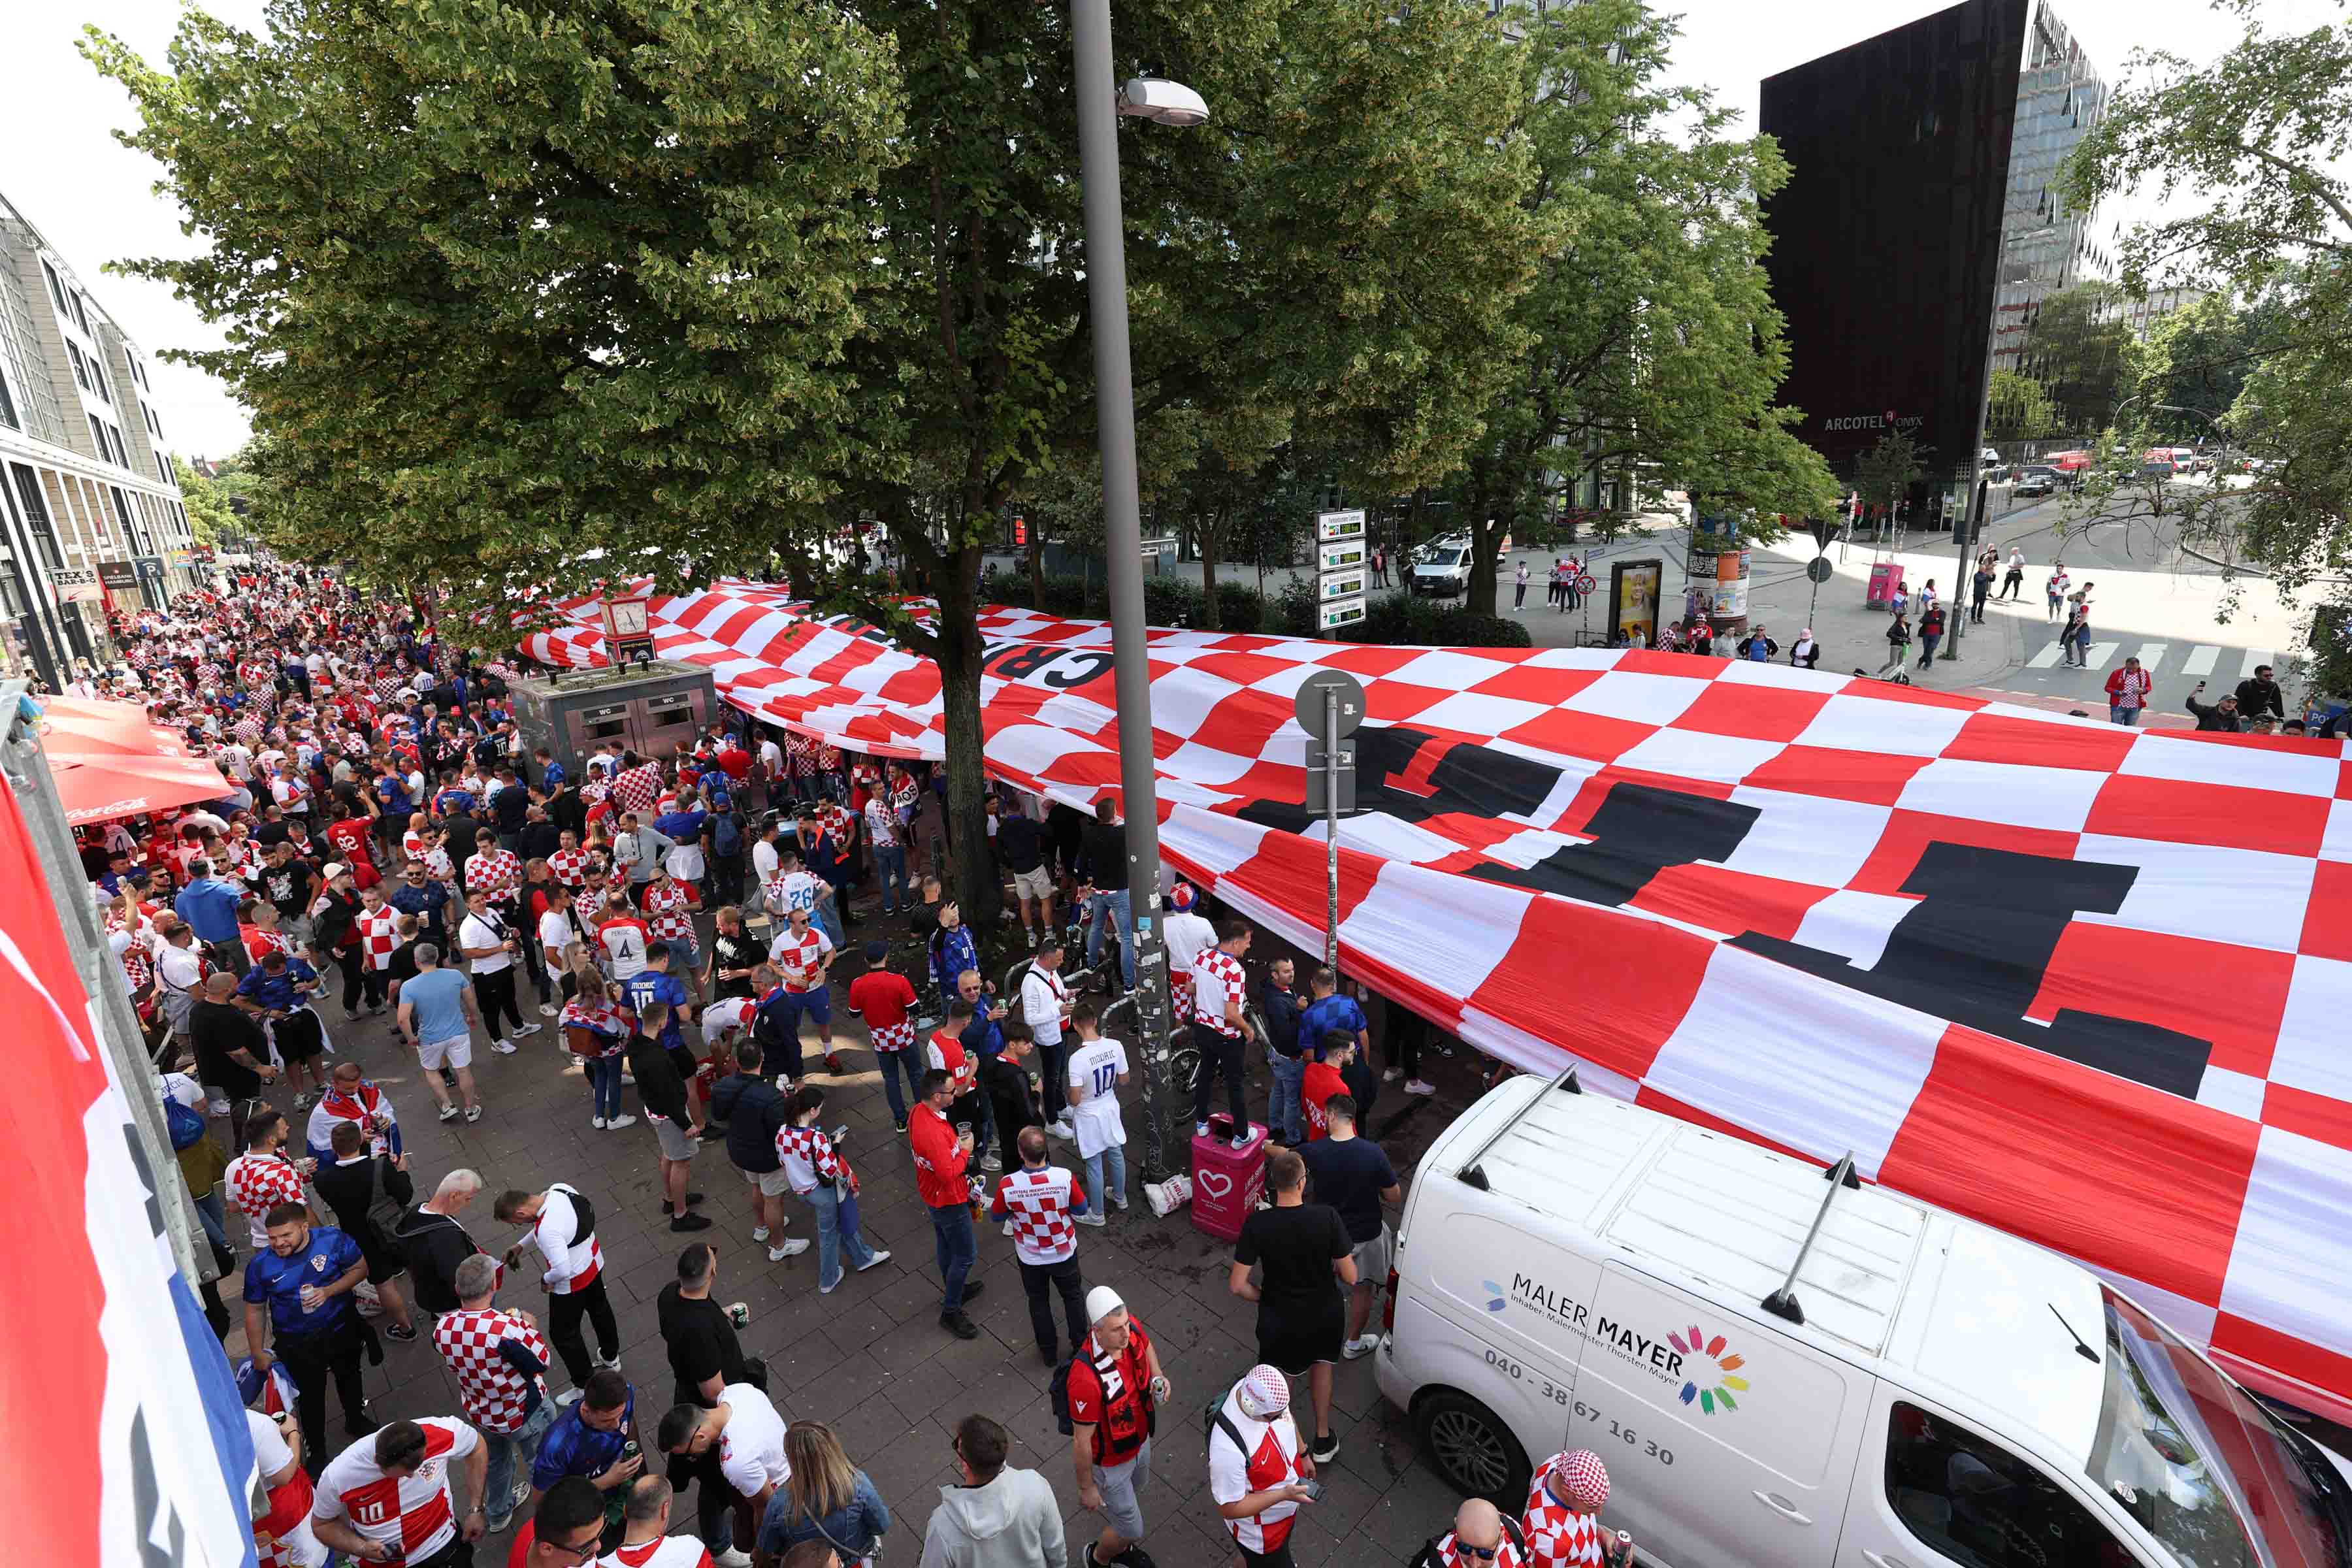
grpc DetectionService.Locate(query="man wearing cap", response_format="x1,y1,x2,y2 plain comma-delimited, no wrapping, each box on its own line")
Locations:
1520,1449,1617,1568
1210,1365,1315,1568
1068,1287,1168,1568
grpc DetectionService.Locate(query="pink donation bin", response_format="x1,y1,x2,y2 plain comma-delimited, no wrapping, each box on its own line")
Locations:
1867,561,1899,610
1190,1115,1268,1241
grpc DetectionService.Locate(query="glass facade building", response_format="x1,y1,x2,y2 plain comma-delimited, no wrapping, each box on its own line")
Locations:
1991,7,2110,374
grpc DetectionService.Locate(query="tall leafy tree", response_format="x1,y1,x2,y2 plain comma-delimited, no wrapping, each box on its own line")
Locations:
1433,0,1838,618
2015,282,2132,434
791,0,1546,915
2061,3,2352,681
84,0,905,619
1854,429,1924,529
1985,370,2059,443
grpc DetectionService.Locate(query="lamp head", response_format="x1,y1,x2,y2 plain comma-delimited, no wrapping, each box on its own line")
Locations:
1119,78,1209,127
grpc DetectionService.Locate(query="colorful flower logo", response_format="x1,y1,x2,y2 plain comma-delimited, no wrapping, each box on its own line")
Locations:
1480,1281,1508,1313
1673,1324,1750,1414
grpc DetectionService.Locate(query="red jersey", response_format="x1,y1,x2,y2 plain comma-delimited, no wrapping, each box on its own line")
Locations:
846,969,918,1052
1301,1061,1350,1140
1066,1318,1157,1465
907,1103,971,1209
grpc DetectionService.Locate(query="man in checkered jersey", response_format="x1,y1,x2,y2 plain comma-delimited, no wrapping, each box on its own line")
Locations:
431,1253,555,1535
310,1416,490,1568
352,883,402,1013
1518,1448,1621,1568
990,1124,1092,1365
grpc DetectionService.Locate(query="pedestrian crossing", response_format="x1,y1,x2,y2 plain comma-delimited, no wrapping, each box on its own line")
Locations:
2023,639,2289,678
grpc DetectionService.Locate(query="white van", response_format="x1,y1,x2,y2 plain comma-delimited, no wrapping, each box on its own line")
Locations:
1377,1073,2352,1568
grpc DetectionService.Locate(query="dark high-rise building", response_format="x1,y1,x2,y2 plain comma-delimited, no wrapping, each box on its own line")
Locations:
1758,0,2036,489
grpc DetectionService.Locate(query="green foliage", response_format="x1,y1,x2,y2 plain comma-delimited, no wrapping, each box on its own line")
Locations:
2016,284,2132,433
1985,370,2059,442
84,1,906,638
173,456,232,546
1433,0,1837,616
1854,430,1924,516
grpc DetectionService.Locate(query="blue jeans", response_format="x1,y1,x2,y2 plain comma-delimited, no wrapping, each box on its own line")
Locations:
874,844,908,911
807,1181,878,1290
2110,705,2141,726
1269,1051,1307,1143
587,1054,624,1119
813,897,845,949
483,1397,557,1524
930,1201,976,1315
1085,888,1135,987
1084,1143,1128,1213
194,1187,231,1256
877,1047,924,1125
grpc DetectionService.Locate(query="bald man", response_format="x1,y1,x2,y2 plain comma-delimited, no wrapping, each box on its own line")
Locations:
1413,1496,1527,1568
191,969,280,1148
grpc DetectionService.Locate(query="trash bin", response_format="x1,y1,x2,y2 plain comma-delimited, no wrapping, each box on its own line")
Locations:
1188,1115,1268,1242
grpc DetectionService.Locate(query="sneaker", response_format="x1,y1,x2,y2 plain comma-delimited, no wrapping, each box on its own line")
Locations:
1045,1120,1075,1141
1111,1194,1130,1211
487,1512,514,1536
605,1113,636,1130
367,1003,387,1016
698,1124,728,1141
555,1388,584,1406
941,1311,979,1340
1343,1333,1380,1360
437,1104,461,1123
537,1003,559,1018
595,1352,622,1371
208,1100,231,1117
1110,1548,1158,1568
1073,1212,1107,1228
1228,1133,1252,1151
855,1249,892,1271
465,1105,483,1122
509,1475,531,1509
1022,929,1037,948
714,1548,754,1568
819,1273,842,1295
958,1279,985,1305
981,1152,1002,1172
825,1053,844,1075
491,1039,517,1055
1311,1431,1341,1463
591,1116,607,1130
1382,1067,1402,1083
686,1192,706,1206
892,1118,908,1134
1194,1121,1211,1138
752,1226,772,1243
769,1239,810,1261
670,1212,713,1232
513,1022,542,1037
294,1092,318,1111
1405,1078,1437,1097
385,1323,419,1342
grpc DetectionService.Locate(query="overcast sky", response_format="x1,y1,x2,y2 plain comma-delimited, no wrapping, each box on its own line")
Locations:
3,0,2333,458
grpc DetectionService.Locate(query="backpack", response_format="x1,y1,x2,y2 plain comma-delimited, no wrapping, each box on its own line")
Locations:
365,1157,404,1235
1049,1355,1076,1435
713,809,743,859
162,1093,206,1152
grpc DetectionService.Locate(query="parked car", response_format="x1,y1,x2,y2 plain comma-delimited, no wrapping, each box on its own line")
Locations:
2139,449,2180,479
1410,542,1473,597
1377,1076,2352,1568
2012,465,2059,498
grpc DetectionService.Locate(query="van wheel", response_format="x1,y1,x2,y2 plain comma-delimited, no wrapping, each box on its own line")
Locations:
1414,1388,1530,1505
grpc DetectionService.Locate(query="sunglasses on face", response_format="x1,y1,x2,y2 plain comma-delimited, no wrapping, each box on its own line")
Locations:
1457,1544,1501,1563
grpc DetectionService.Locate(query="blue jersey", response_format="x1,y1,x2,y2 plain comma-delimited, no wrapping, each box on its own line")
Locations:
1299,994,1368,1060
237,958,321,1013
623,971,690,1049
244,1227,363,1335
930,925,980,999
540,760,566,790
532,1385,636,1491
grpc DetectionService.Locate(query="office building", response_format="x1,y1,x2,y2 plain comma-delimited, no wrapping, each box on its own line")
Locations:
1759,0,2105,504
0,191,203,689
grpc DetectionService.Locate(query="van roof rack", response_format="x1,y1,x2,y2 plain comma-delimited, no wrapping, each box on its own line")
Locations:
1759,1150,1863,1326
1457,1067,1579,1191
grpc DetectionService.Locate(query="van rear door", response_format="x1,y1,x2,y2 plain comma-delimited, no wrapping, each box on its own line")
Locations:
1578,1266,1872,1568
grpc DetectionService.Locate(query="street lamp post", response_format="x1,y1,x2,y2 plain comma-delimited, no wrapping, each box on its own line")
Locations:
1070,0,1205,1181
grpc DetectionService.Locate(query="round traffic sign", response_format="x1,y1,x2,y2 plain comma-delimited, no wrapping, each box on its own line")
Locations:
1806,556,1835,584
1294,668,1367,743
1575,573,1598,594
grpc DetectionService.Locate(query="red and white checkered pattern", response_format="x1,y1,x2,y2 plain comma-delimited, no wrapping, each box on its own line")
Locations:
548,847,589,887
465,849,521,899
1192,948,1245,1038
775,1122,856,1196
642,878,698,943
1522,1451,1609,1568
430,1307,552,1434
224,1153,308,1247
993,1165,1079,1265
354,904,401,970
609,761,664,815
515,581,2352,1423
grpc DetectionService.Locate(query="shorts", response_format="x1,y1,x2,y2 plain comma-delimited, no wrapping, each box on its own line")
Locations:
739,1164,790,1198
653,1117,700,1162
417,1034,472,1070
782,986,831,1027
274,1009,327,1061
359,1237,408,1284
1095,1438,1152,1541
1258,1296,1345,1375
1349,1224,1391,1290
1012,864,1054,902
1235,1543,1296,1568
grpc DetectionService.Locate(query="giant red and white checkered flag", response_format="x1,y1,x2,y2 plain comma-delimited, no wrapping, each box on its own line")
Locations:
526,581,2352,1421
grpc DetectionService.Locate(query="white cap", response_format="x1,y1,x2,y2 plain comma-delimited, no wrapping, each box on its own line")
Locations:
323,862,351,880
1086,1286,1126,1325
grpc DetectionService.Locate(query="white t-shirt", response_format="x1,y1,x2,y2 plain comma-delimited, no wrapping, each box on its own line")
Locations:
1065,1036,1130,1158
702,996,757,1047
758,739,783,776
160,1071,205,1111
751,838,781,887
538,907,577,968
246,1409,329,1567
1019,964,1069,1048
716,1382,791,1500
459,911,512,974
1164,911,1217,995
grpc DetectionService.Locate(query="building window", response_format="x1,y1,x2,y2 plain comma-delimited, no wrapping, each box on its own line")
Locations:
8,464,63,572
88,413,108,459
65,342,91,391
70,292,90,335
0,368,15,432
40,261,67,318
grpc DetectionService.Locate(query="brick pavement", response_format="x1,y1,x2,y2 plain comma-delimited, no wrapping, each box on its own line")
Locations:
222,909,1472,1565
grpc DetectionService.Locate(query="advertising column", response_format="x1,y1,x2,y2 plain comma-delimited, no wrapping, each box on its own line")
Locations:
1684,514,1752,640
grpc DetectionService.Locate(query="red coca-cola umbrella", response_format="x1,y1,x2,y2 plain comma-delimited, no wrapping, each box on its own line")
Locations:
35,697,189,758
45,751,232,826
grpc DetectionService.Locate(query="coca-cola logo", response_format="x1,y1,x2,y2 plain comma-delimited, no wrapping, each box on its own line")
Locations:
67,796,156,823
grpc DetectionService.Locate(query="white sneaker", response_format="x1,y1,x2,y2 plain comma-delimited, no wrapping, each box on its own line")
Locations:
465,1104,484,1122
855,1249,891,1271
1002,1219,1017,1236
1045,1120,1075,1141
770,1239,810,1260
752,1226,772,1243
1381,1067,1401,1083
537,1003,559,1018
555,1388,583,1406
1405,1078,1437,1097
715,1548,754,1568
1194,1121,1211,1138
1073,1212,1107,1228
591,1116,607,1130
207,1100,231,1117
1343,1333,1380,1360
513,1022,542,1037
981,1152,1003,1171
491,1039,517,1054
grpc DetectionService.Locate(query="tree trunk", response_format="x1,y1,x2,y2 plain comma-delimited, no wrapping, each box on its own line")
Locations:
1197,515,1222,630
1467,501,1503,617
932,545,1002,930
